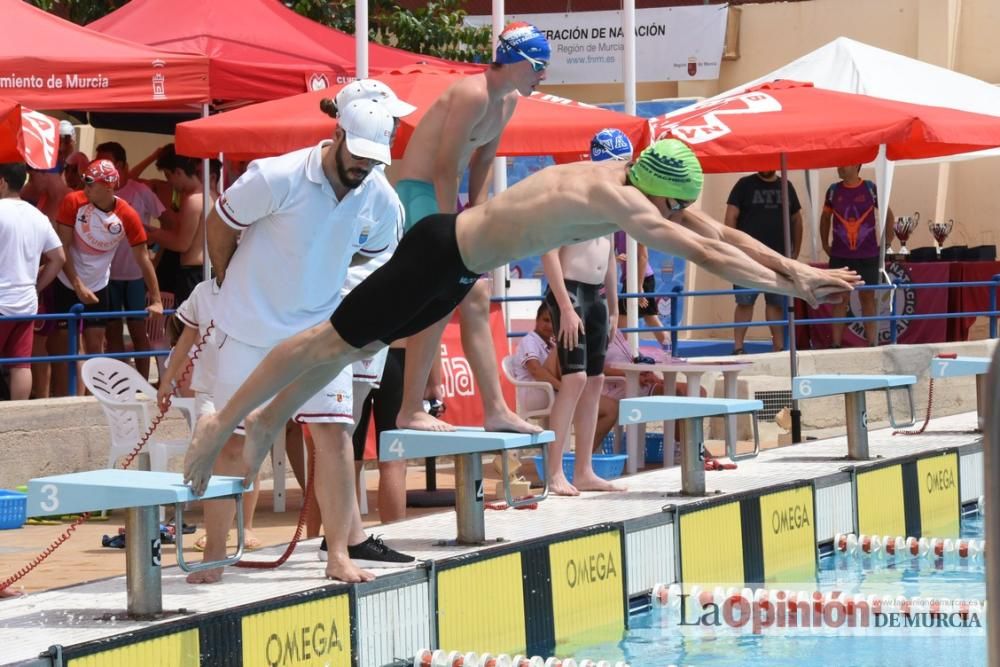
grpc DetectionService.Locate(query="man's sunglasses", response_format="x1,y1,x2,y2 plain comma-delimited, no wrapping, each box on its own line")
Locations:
500,38,548,72
668,198,694,212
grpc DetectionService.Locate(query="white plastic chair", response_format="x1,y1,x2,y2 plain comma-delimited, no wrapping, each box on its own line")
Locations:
501,355,555,423
82,357,195,472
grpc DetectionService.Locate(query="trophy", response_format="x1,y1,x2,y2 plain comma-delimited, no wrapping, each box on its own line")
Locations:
892,212,919,259
929,218,954,260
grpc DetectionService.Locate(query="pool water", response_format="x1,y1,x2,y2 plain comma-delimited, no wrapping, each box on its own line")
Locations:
580,514,986,667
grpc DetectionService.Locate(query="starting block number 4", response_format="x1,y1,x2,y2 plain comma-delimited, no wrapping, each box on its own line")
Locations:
387,439,405,458
797,379,813,397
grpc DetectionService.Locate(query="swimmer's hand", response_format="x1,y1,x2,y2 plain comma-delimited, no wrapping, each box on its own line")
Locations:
557,305,584,350
793,266,863,309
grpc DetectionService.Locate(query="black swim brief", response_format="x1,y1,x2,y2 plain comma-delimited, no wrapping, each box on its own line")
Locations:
330,213,479,349
545,278,609,377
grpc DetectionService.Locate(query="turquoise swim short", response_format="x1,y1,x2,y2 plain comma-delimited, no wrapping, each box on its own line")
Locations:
396,179,439,233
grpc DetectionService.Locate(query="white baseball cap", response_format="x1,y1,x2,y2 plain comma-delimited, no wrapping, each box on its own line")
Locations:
338,98,394,165
58,120,75,136
335,79,416,118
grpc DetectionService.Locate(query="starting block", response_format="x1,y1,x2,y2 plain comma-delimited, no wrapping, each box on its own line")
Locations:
619,397,763,496
792,374,916,459
931,356,991,428
27,470,246,619
380,428,554,544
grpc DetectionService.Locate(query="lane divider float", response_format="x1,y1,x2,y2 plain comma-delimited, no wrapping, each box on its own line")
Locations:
413,650,630,667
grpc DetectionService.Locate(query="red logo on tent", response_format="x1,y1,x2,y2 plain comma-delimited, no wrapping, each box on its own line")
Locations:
650,92,782,145
307,73,330,91
687,57,698,77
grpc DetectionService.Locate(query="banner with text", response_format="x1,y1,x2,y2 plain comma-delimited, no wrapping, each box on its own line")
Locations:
467,5,728,85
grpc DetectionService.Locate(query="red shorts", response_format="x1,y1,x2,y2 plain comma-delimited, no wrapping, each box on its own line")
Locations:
0,319,33,368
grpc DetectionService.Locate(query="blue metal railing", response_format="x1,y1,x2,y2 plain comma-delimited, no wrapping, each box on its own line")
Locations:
3,274,999,397
498,274,1000,353
0,305,176,395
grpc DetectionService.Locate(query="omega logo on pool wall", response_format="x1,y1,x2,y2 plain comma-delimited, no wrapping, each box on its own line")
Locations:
925,469,955,493
565,550,618,588
263,619,343,666
771,504,811,534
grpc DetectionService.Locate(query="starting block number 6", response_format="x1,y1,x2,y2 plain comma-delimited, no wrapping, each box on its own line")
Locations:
388,439,405,459
39,483,59,512
797,379,813,396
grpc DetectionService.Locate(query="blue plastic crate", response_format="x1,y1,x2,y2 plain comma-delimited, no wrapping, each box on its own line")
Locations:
602,432,666,463
528,452,628,484
0,489,27,530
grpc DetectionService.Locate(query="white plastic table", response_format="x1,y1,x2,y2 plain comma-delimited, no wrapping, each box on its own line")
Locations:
608,359,754,473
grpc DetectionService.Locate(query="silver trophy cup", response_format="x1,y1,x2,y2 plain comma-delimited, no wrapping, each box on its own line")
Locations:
929,218,954,260
893,212,919,258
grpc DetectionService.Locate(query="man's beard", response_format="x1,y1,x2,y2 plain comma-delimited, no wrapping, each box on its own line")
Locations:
336,142,370,189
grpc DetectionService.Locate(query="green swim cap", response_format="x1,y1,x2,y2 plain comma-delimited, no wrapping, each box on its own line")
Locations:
628,139,703,201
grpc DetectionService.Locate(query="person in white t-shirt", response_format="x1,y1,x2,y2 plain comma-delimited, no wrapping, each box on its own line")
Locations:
0,162,65,400
511,303,559,409
96,142,167,381
184,97,407,585
51,160,162,396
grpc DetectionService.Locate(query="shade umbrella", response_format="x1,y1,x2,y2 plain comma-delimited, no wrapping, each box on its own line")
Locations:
0,99,60,169
648,79,1000,441
175,67,650,160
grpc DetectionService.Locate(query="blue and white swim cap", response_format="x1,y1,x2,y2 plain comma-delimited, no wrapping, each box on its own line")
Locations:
495,22,551,65
590,128,634,162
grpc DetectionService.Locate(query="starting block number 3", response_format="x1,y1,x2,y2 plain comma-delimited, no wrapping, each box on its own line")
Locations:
388,439,405,458
797,379,812,397
39,483,60,513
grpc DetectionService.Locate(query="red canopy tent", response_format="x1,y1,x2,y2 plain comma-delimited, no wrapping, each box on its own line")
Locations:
0,0,209,112
89,0,482,104
176,68,650,160
648,80,1000,171
0,99,59,169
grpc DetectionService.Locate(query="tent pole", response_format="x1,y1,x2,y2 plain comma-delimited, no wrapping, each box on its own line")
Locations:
201,103,212,282
624,0,639,356
490,1,508,318
355,0,369,79
781,153,801,443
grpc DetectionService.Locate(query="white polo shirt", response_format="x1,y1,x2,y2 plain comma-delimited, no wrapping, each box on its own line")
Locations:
174,279,220,395
0,199,62,316
214,141,400,347
340,167,403,295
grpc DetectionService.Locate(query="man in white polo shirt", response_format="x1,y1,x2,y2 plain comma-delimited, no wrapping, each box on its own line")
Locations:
187,98,406,584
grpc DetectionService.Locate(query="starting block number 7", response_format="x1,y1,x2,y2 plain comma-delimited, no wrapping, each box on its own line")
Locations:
387,439,405,458
797,379,812,396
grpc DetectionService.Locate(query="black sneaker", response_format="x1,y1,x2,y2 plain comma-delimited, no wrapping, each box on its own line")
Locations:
317,535,415,568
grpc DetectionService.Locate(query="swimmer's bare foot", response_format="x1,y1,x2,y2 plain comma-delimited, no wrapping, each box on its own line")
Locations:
325,553,376,583
184,413,227,496
186,567,224,584
186,537,227,584
483,408,543,434
397,408,455,432
242,408,280,487
573,472,627,492
548,472,579,496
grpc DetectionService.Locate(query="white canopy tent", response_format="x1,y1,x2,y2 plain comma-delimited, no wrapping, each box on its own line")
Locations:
721,37,1000,260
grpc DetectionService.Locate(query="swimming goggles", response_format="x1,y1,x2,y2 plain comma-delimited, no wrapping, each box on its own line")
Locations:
500,38,548,72
668,198,694,212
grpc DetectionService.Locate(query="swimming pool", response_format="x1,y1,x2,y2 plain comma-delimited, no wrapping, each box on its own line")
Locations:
579,513,986,666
